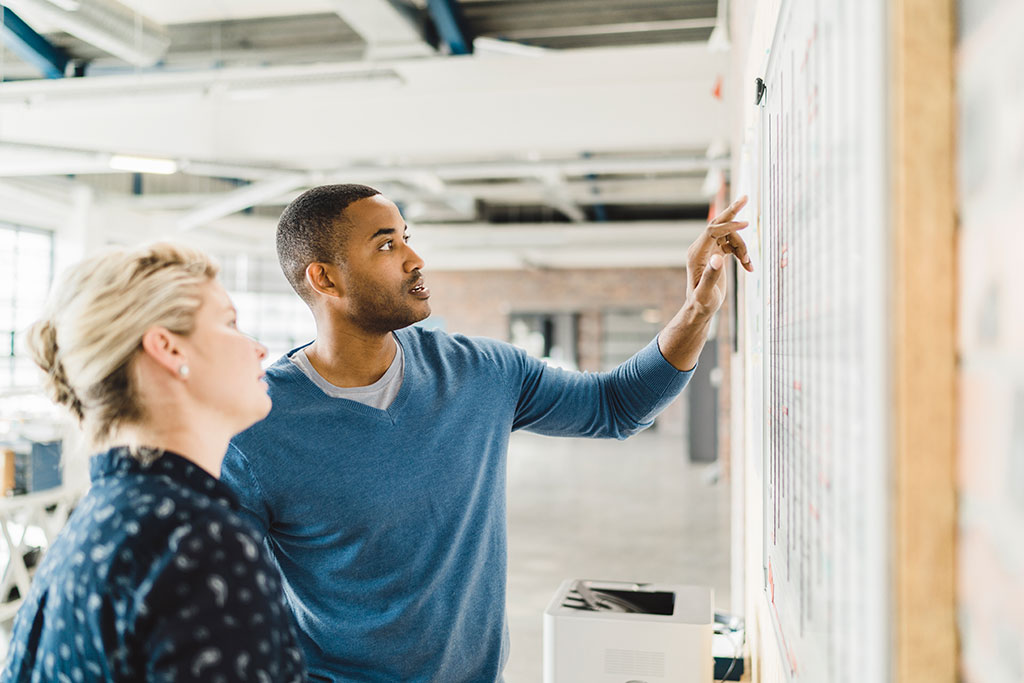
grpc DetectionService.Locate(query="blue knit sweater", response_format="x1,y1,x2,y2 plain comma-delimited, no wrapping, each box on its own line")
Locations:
222,326,693,682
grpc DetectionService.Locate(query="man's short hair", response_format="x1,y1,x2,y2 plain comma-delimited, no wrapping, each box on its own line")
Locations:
276,184,382,304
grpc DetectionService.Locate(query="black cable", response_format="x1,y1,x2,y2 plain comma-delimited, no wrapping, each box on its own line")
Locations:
717,627,744,681
712,611,745,681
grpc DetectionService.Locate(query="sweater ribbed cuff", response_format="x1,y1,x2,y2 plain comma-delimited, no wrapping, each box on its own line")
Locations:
634,335,696,395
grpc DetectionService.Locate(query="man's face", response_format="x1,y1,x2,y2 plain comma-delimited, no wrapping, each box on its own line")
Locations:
336,195,431,334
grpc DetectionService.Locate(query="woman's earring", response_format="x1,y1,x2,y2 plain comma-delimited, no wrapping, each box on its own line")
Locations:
178,364,190,379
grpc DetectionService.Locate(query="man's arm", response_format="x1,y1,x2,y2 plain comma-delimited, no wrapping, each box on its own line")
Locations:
507,335,692,439
220,442,274,539
658,196,752,372
504,196,752,438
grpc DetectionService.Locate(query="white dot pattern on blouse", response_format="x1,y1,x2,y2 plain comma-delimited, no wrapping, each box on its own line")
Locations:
1,448,307,682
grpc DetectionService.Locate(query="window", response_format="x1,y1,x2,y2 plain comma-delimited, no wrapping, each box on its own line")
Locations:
600,308,661,371
508,312,579,370
0,224,54,391
213,251,316,361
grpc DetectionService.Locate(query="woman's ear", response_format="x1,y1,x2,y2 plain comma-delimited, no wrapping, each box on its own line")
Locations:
306,262,345,299
140,326,185,378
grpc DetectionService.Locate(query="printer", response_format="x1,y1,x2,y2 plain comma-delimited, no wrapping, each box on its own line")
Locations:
543,579,713,683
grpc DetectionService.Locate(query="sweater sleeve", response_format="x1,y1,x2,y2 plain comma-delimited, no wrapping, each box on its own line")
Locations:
502,335,695,439
220,442,273,538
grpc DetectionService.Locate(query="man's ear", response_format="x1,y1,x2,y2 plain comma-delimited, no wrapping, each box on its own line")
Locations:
140,326,184,377
306,262,345,299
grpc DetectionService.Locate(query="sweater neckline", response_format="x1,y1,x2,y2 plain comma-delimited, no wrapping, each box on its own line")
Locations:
275,330,412,423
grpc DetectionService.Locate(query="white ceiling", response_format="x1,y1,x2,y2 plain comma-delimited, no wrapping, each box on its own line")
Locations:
0,43,726,162
0,0,732,269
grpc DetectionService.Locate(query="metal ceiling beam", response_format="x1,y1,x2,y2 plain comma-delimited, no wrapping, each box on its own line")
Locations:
159,214,707,271
426,0,472,55
0,177,80,228
537,170,585,223
0,6,67,78
119,176,708,213
175,172,314,232
490,18,716,42
0,143,727,215
384,220,707,270
0,140,110,174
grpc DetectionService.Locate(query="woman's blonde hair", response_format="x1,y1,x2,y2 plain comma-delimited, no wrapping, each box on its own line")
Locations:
25,242,219,448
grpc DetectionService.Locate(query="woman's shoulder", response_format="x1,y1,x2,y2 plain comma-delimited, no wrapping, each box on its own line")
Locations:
59,472,255,580
88,466,241,522
10,472,300,682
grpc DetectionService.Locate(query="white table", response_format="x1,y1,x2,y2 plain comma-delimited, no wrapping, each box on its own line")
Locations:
0,486,81,622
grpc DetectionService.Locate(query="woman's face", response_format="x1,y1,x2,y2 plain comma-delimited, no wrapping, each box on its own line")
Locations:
181,280,270,433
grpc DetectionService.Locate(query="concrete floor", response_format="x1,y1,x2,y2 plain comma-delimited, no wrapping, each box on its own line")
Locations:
504,429,732,682
0,429,732,679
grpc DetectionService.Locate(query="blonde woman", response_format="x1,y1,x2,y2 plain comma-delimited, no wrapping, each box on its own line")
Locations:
1,243,306,682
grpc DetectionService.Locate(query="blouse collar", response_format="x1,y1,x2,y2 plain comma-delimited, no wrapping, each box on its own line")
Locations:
89,446,238,508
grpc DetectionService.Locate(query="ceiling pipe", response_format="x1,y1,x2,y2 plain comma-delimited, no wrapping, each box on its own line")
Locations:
0,60,404,103
1,0,169,67
0,141,729,185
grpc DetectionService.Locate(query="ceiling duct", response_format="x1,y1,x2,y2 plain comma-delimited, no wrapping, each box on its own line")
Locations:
0,61,403,103
2,0,170,67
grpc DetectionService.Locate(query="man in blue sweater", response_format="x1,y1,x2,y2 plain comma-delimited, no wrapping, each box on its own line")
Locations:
222,184,751,682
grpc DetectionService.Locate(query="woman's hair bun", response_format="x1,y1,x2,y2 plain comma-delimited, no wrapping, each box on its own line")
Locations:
25,318,85,421
23,242,219,446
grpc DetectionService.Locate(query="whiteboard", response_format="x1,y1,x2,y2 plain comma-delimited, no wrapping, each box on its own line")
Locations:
745,1,891,680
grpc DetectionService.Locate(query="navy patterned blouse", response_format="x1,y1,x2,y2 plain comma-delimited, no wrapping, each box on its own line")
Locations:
1,447,307,683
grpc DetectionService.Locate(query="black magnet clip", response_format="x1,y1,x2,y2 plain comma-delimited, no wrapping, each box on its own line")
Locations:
755,77,766,105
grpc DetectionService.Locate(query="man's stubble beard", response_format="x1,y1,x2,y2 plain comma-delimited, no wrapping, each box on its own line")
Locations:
347,279,430,335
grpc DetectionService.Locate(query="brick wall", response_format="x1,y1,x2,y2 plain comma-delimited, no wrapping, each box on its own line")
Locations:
422,267,693,436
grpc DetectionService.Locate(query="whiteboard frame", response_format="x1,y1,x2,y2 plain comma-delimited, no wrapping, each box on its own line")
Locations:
753,0,892,680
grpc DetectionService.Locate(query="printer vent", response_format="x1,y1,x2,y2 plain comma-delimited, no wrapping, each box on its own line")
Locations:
604,648,665,677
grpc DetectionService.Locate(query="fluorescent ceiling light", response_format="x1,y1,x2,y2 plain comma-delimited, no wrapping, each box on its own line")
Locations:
109,154,178,174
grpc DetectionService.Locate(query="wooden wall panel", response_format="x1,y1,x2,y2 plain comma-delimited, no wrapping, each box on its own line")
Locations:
889,0,958,681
